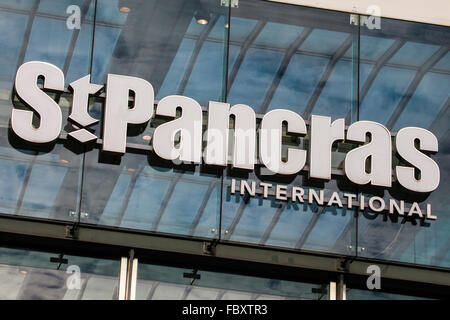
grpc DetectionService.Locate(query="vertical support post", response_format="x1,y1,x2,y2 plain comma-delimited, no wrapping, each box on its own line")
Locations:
336,274,346,300
118,257,128,300
125,249,139,300
329,281,337,300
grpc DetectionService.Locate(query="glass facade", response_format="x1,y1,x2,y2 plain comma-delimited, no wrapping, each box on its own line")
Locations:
0,246,120,299
0,0,448,300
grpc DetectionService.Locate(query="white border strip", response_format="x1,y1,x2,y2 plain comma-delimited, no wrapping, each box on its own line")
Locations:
269,0,450,26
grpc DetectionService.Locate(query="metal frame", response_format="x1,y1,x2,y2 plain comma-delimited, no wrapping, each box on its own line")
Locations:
0,213,448,299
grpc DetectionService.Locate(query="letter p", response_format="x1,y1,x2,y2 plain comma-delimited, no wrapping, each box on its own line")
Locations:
102,74,154,153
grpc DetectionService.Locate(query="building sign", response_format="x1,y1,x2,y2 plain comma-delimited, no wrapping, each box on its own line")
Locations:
11,61,440,220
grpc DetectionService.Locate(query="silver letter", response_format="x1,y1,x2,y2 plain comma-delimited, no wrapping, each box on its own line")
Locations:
309,115,344,180
103,74,154,153
345,121,392,187
12,61,64,143
395,127,439,192
260,109,306,175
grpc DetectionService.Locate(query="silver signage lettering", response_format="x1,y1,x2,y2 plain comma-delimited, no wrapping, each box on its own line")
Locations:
103,74,154,153
309,115,345,180
12,61,64,143
395,127,440,192
10,62,441,197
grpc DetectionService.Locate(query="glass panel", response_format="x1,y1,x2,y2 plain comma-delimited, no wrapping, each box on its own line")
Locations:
0,246,120,300
357,18,450,268
222,174,356,255
80,148,221,238
0,0,94,222
136,262,329,300
93,0,228,107
82,0,228,237
227,0,357,121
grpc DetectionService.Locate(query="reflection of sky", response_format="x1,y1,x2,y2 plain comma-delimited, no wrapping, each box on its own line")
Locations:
302,206,351,252
24,17,73,71
96,0,128,25
158,38,196,97
98,168,219,237
0,159,27,213
0,12,28,83
38,0,87,16
300,29,348,56
183,41,225,102
313,60,373,119
267,54,329,112
313,60,353,118
157,181,215,235
66,22,94,84
0,0,35,10
229,17,258,43
433,51,450,70
91,25,122,83
228,48,283,110
224,196,274,243
265,203,313,248
21,163,67,217
253,23,304,49
359,66,416,124
389,42,440,67
358,35,396,61
394,72,450,130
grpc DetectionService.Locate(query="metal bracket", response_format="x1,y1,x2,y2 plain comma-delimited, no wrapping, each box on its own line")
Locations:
337,256,355,272
65,224,79,239
202,241,217,255
221,0,239,8
349,14,368,26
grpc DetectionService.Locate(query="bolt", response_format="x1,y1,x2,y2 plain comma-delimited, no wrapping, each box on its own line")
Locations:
211,228,216,233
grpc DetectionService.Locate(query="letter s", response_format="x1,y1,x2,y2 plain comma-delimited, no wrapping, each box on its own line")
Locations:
12,61,64,143
395,127,440,192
